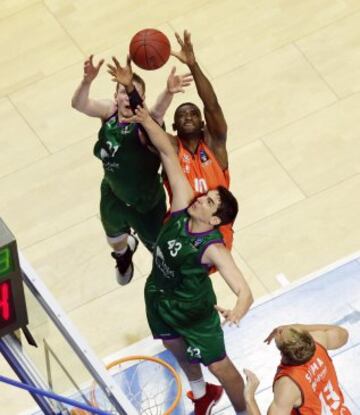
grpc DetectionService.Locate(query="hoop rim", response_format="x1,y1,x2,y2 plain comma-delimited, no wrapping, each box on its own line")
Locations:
91,354,182,415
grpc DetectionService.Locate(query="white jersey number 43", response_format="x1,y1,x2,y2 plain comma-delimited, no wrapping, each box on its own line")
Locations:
168,240,182,257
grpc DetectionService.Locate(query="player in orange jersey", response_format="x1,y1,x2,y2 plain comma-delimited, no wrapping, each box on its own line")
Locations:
164,30,233,250
243,323,351,415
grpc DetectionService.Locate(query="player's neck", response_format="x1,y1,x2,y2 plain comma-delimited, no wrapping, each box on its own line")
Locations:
188,218,214,234
178,134,201,154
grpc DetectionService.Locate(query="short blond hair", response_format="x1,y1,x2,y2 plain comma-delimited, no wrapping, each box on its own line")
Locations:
278,328,315,365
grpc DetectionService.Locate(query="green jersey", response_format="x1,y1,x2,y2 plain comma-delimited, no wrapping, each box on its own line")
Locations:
94,116,163,212
149,210,224,302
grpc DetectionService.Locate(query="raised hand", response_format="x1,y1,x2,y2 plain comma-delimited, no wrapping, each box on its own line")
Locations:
171,30,196,67
264,325,289,344
107,56,133,87
121,104,150,124
83,55,104,83
167,66,193,94
244,369,260,398
215,305,242,327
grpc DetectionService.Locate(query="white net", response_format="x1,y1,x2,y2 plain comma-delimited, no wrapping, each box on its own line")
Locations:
91,356,182,415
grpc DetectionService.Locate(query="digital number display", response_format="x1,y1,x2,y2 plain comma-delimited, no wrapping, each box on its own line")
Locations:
0,279,16,329
0,219,29,337
0,246,14,277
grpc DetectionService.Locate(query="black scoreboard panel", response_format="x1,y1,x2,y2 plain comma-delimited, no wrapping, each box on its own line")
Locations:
0,219,28,337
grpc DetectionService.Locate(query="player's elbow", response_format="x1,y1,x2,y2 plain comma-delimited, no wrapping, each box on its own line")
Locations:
338,327,349,347
243,287,254,310
248,290,254,308
71,97,80,110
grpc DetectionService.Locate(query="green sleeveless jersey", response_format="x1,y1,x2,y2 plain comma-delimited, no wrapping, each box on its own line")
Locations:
150,210,224,302
94,115,163,212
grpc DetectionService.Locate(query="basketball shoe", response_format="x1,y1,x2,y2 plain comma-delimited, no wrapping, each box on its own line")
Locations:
187,383,223,415
111,234,139,285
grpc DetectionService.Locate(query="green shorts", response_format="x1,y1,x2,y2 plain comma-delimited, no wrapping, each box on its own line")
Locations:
144,277,226,366
100,180,166,252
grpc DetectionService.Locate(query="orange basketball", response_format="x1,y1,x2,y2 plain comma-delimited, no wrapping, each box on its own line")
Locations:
129,29,171,70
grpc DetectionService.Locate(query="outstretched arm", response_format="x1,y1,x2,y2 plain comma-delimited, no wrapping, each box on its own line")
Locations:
71,55,115,119
243,369,261,415
172,30,227,144
125,106,194,211
150,66,193,125
203,244,253,325
264,324,349,351
244,370,299,415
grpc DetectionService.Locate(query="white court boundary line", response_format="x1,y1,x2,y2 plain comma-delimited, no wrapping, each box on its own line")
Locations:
105,250,360,363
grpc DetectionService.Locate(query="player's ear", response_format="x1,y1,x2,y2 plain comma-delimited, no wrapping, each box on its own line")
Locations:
172,123,177,131
201,121,205,129
210,215,221,226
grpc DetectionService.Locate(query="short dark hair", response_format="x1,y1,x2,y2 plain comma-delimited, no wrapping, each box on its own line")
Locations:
278,329,316,365
214,186,238,226
174,102,201,121
116,72,145,94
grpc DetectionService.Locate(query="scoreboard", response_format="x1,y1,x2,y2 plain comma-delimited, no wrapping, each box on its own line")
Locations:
0,219,28,337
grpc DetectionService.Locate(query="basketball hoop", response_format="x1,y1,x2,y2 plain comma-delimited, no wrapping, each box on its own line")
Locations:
90,355,182,415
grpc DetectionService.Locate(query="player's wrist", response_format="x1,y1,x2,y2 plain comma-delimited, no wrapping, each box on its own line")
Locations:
125,83,135,93
81,78,92,85
187,58,197,69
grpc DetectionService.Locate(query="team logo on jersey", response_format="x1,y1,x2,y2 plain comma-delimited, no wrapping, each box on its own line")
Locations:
192,238,203,248
100,148,109,161
155,246,175,279
182,154,191,163
120,124,132,135
199,150,209,163
184,164,191,174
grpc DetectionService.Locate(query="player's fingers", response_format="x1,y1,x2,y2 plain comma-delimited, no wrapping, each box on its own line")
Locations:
175,32,184,47
89,54,94,65
97,59,105,69
214,305,225,313
112,56,121,69
126,54,133,68
244,368,255,381
170,66,176,76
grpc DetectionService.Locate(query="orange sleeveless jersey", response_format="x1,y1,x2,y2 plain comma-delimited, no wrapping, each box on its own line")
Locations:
274,343,351,415
165,138,233,250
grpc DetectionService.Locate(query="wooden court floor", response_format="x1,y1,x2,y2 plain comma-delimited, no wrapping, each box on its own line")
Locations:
1,1,360,413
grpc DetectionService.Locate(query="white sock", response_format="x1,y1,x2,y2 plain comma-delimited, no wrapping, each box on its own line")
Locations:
189,378,206,399
115,246,127,255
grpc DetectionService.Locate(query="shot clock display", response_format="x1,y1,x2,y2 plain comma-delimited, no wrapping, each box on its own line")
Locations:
0,219,28,337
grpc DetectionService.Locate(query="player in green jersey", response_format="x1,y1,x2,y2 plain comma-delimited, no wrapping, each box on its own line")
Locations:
71,55,192,285
125,105,253,415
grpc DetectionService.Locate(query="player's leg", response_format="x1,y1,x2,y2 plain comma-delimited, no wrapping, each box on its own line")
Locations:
162,338,204,381
144,280,207,403
159,296,224,415
181,309,246,413
128,188,166,252
100,180,139,285
208,357,246,412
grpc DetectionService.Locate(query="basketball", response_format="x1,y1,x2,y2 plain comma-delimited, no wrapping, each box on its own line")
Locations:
129,29,171,70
